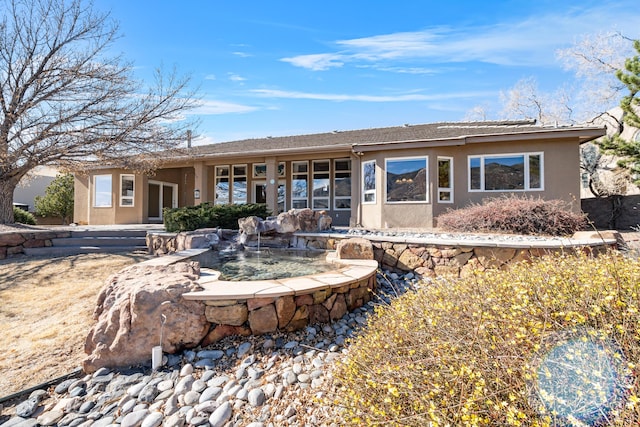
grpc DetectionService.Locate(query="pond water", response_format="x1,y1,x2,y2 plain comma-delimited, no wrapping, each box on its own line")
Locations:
196,249,333,281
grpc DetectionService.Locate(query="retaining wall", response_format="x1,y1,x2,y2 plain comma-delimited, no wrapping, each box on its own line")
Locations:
0,229,71,259
148,230,618,279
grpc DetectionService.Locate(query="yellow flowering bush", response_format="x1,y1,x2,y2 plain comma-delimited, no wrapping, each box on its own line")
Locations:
329,251,640,426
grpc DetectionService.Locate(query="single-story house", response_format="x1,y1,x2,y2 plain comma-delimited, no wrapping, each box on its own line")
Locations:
73,120,606,229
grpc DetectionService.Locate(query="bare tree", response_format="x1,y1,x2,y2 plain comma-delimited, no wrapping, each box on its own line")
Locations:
0,0,198,223
463,104,490,122
557,31,634,121
580,142,629,197
499,77,576,125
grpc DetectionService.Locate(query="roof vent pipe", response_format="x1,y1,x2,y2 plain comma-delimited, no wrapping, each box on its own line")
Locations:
186,130,192,148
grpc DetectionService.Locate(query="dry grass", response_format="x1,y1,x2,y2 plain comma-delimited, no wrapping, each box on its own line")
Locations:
0,252,152,397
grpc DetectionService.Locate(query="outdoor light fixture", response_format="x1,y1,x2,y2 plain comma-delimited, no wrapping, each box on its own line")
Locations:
194,189,200,199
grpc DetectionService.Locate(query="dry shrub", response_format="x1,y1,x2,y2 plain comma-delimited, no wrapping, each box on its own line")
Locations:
436,195,587,236
329,252,640,426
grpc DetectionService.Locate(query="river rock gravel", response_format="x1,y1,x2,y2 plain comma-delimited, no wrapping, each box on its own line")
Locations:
0,269,419,427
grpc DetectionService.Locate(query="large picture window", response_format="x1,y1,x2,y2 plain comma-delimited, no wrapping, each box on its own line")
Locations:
362,160,376,204
469,153,543,191
120,174,135,207
385,157,428,203
334,159,351,210
94,174,112,208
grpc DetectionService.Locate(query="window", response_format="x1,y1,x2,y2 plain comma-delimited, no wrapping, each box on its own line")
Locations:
120,174,135,207
94,174,112,207
469,153,543,191
232,165,247,204
312,160,330,209
291,161,308,209
253,164,267,178
334,159,351,210
214,166,229,205
362,160,376,204
277,182,286,212
386,157,428,203
253,162,286,178
437,157,453,203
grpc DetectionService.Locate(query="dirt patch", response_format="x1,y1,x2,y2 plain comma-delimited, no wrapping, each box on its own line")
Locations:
0,251,153,397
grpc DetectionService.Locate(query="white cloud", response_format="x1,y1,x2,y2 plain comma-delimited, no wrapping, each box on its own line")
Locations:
375,66,442,75
204,74,216,80
251,89,492,102
281,53,345,71
229,73,247,82
191,99,258,115
281,3,640,71
232,51,252,58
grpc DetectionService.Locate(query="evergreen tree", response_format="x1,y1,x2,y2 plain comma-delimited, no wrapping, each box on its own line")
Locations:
598,40,640,183
618,40,640,128
35,174,74,225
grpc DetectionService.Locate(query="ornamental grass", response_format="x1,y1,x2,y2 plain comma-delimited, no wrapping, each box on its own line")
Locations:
329,251,640,426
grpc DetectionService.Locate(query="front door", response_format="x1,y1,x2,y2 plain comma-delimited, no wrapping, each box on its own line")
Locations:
148,180,177,221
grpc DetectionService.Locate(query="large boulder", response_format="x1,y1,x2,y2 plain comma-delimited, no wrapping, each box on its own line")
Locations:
274,211,299,234
296,209,318,232
317,211,332,231
175,229,220,251
83,262,209,373
238,216,262,236
336,237,374,260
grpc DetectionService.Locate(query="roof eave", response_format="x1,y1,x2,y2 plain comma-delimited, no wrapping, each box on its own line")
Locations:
351,127,607,153
170,143,354,164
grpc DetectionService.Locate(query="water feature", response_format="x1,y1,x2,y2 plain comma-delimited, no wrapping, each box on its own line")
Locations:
194,248,334,281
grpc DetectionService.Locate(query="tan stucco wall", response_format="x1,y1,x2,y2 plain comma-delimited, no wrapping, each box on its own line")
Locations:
75,169,147,225
73,136,582,228
73,175,89,225
357,137,582,229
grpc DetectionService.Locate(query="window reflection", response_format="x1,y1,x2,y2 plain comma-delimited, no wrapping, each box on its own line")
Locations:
386,157,427,202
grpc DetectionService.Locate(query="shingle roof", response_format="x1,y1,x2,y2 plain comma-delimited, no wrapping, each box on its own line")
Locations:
185,120,605,159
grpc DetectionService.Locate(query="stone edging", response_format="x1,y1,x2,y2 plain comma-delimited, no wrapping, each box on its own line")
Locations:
0,230,72,259
293,231,619,278
139,248,378,345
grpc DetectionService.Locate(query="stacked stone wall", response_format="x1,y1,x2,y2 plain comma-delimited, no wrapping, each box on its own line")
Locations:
291,236,612,278
200,275,376,345
147,231,614,278
0,230,71,259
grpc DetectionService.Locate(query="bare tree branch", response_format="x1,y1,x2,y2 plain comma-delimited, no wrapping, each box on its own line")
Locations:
0,0,199,223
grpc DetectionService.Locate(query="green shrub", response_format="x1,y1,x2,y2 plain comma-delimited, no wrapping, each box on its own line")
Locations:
34,173,74,224
13,207,36,225
436,195,587,236
330,252,640,426
163,203,271,232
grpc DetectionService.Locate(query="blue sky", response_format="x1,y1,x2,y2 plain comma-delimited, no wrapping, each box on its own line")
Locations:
96,0,640,145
